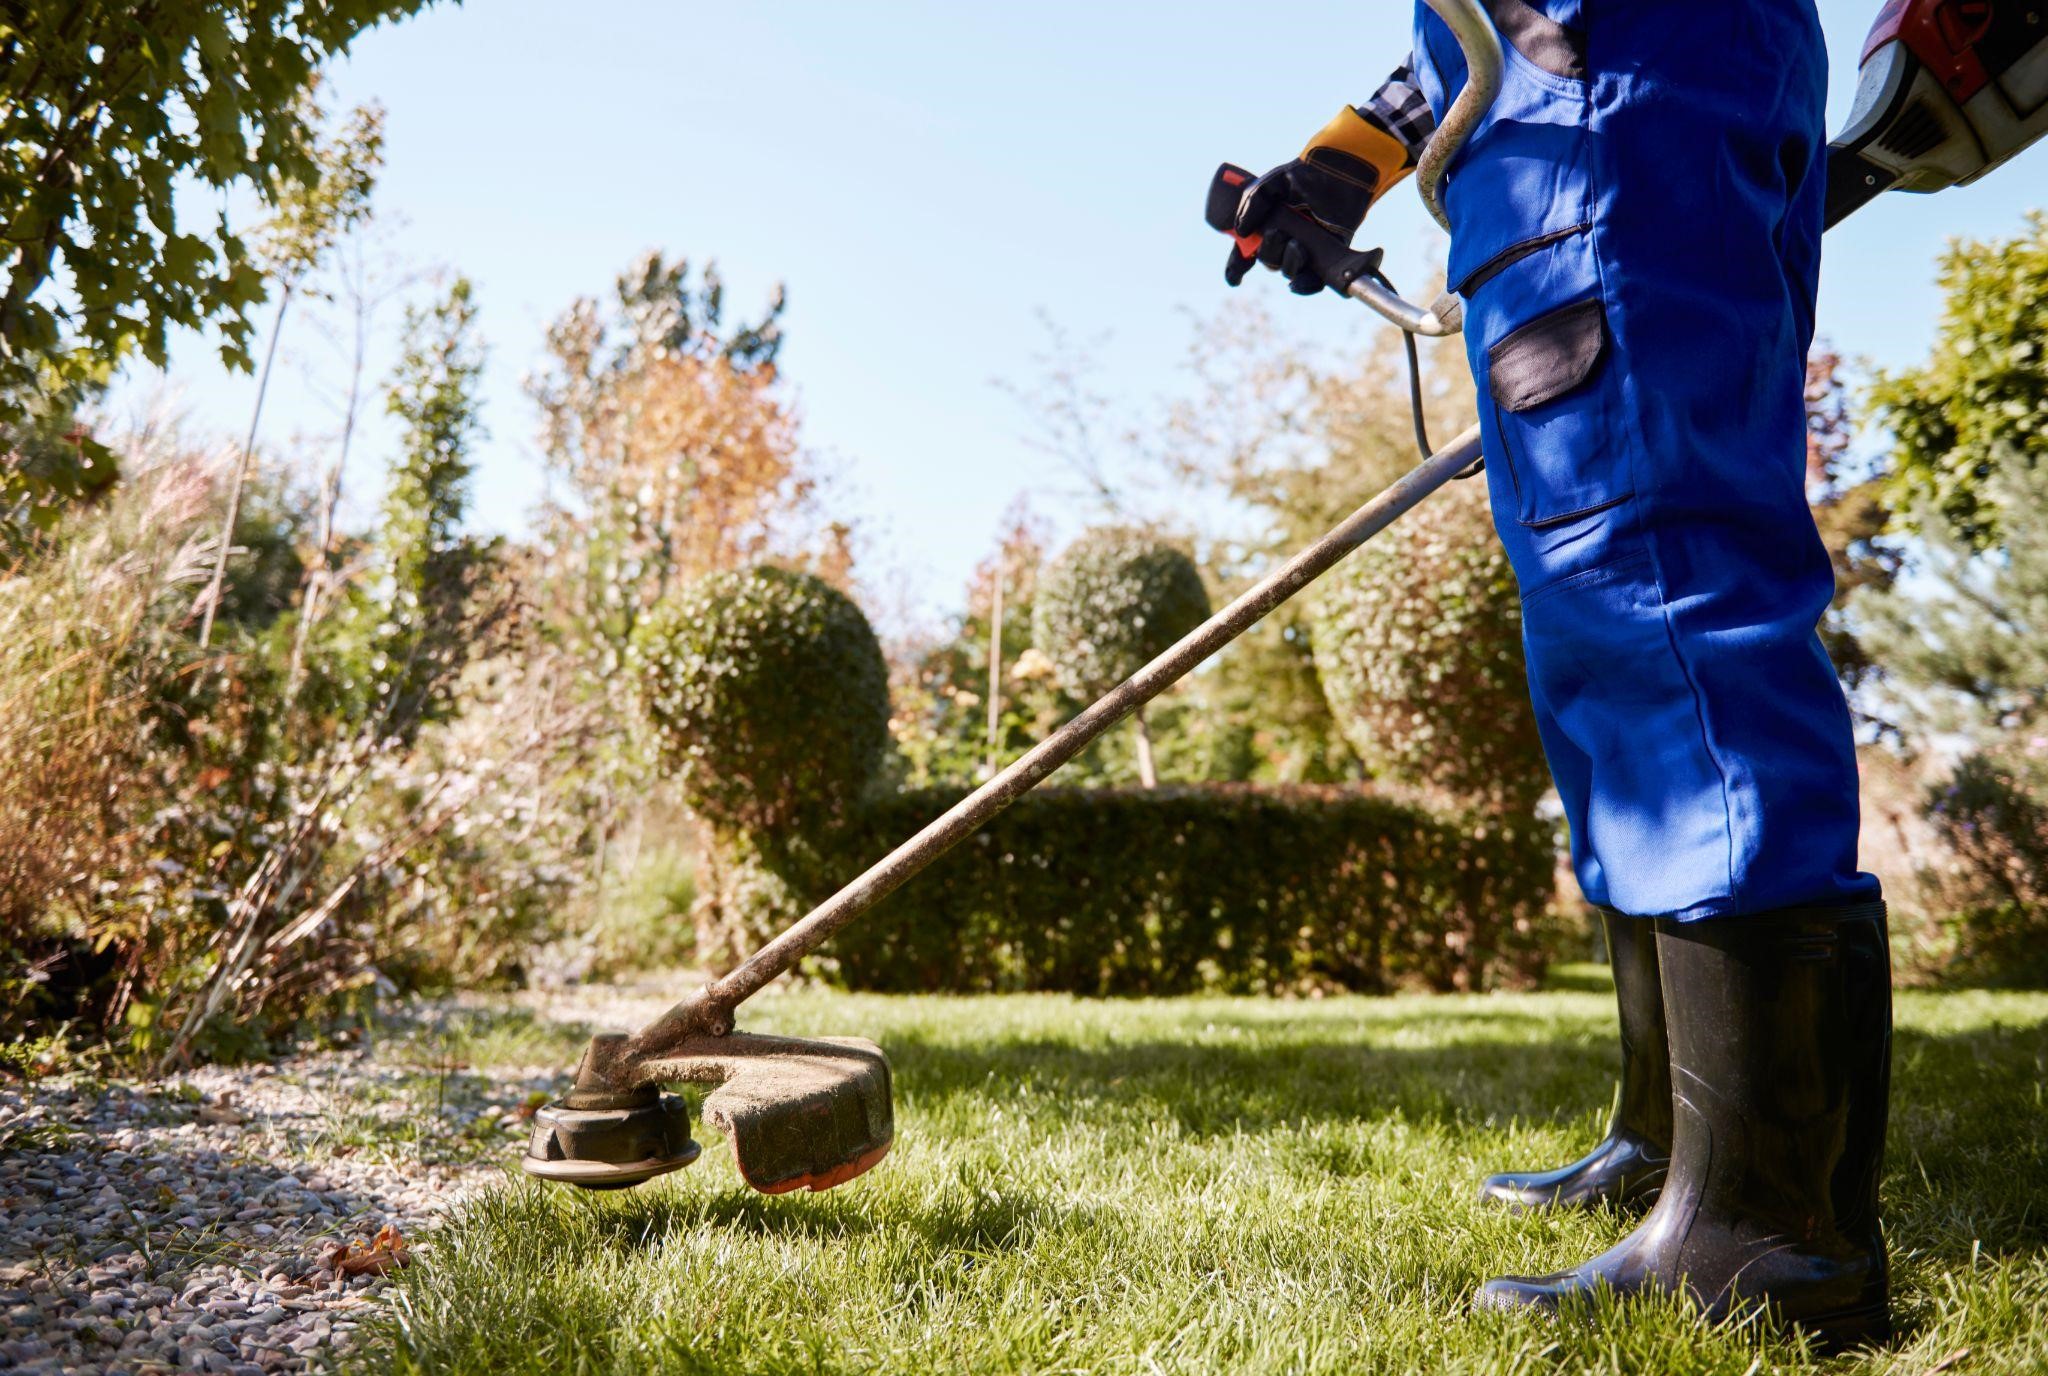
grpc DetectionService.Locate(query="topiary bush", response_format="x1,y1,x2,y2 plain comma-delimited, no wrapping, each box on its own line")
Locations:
634,566,891,834
632,566,891,969
1033,527,1210,785
1033,527,1210,694
1309,480,1548,814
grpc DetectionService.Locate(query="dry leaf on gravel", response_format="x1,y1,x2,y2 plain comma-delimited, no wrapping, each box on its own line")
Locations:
197,1090,246,1125
327,1224,410,1277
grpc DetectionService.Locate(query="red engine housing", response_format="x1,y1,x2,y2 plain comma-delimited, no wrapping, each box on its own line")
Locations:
1864,0,1998,101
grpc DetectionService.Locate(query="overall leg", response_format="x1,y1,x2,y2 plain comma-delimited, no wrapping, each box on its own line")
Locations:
1411,0,1892,1337
1411,0,1876,920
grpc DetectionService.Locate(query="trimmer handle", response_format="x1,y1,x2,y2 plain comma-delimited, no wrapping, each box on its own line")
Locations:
1204,162,1387,294
1207,160,1462,335
1206,0,1504,338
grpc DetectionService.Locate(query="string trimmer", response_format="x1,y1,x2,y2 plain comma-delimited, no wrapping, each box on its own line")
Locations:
523,0,2048,1194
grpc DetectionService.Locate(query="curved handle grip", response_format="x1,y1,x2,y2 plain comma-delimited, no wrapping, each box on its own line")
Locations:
1203,163,1386,293
1415,0,1505,233
1354,0,1504,336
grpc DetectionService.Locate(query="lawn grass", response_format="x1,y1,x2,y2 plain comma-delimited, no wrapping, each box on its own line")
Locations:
356,974,2048,1374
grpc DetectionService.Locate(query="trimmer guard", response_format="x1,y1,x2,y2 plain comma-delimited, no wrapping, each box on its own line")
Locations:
523,1032,894,1195
648,1033,895,1194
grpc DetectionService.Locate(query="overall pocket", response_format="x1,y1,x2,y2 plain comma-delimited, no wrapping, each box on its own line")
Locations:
1486,293,1631,528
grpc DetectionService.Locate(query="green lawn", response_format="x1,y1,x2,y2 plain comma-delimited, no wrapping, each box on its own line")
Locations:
358,975,2048,1375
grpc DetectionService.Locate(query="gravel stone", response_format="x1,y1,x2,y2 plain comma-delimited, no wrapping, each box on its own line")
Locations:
0,1001,587,1374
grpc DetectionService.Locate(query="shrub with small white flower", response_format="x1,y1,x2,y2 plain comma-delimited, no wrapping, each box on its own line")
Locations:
1309,480,1548,815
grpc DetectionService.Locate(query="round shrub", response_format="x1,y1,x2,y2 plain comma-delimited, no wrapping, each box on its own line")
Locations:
1309,480,1548,813
1032,527,1211,696
633,566,890,834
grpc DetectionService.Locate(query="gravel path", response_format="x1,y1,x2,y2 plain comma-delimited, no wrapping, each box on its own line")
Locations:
0,1024,580,1374
0,978,708,1374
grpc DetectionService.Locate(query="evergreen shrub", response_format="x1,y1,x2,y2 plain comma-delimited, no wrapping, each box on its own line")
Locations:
1032,527,1210,695
634,566,890,834
1309,481,1548,813
1924,755,2048,986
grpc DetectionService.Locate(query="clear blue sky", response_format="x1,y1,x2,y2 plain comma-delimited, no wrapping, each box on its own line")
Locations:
118,0,2045,630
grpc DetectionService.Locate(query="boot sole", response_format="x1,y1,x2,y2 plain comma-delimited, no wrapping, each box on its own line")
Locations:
1476,1172,1665,1214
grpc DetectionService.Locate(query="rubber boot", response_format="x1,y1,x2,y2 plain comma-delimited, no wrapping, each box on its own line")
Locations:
1478,911,1671,1211
1475,901,1892,1350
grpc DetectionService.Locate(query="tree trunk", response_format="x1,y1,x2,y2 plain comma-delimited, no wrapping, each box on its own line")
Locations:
983,570,1003,781
198,282,292,649
1132,706,1157,789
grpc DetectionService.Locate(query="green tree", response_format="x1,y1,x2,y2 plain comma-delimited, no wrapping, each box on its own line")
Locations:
198,99,386,647
0,2,436,421
1855,456,2048,984
1868,212,2048,550
353,277,489,735
1855,456,2048,771
0,385,116,553
1854,218,2048,980
1032,527,1210,787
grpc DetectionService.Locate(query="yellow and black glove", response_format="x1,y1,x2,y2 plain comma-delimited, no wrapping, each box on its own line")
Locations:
1227,106,1415,294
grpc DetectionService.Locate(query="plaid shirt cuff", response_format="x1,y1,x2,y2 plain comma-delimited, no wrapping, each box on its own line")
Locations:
1358,58,1435,164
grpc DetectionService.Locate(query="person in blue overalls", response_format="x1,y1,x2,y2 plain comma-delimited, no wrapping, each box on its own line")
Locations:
1227,0,1893,1346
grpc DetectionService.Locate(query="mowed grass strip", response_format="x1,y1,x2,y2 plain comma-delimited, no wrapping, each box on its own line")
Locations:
356,979,2048,1375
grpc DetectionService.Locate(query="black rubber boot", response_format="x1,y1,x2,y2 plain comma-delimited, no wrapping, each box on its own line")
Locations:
1475,900,1893,1350
1479,910,1671,1211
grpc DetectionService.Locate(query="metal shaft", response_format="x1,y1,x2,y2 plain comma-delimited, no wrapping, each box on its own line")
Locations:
1416,0,1503,232
626,424,1484,1056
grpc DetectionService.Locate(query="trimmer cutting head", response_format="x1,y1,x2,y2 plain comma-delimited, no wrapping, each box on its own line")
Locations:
521,1081,702,1190
522,1032,894,1194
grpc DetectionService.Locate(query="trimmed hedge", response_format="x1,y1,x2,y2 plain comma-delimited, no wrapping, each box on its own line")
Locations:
784,784,1558,994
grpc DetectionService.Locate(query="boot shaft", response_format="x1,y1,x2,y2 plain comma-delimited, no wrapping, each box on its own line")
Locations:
1654,901,1892,1253
1603,910,1673,1148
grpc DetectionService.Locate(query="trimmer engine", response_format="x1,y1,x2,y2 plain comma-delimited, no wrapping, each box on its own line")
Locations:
1827,0,2048,225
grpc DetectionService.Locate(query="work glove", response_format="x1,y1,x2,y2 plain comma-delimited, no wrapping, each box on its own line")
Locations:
1227,106,1413,295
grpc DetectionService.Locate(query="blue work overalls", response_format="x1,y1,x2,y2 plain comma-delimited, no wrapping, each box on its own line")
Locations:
1410,0,1878,919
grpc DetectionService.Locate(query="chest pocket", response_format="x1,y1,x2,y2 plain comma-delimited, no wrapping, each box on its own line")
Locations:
1485,293,1632,528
